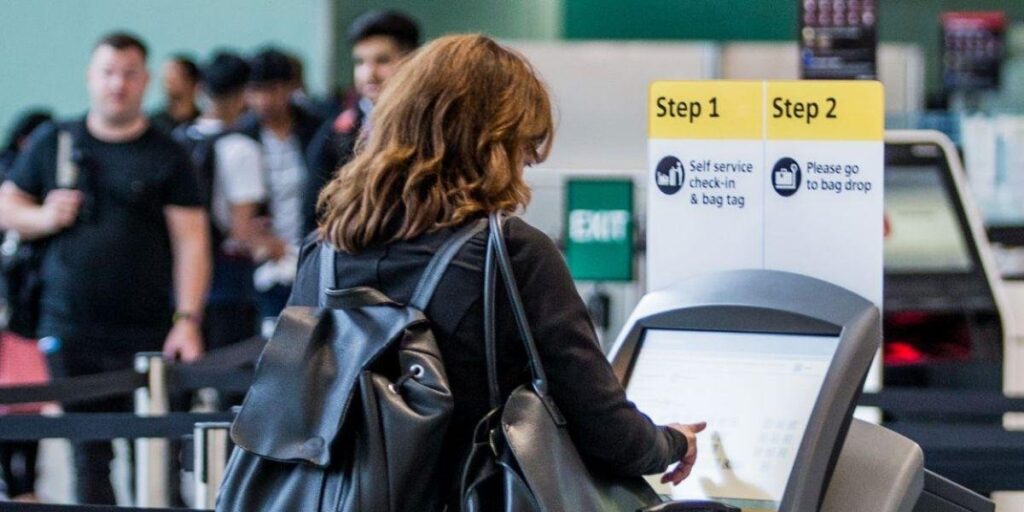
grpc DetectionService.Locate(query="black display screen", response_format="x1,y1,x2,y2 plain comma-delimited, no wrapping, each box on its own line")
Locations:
941,11,1006,92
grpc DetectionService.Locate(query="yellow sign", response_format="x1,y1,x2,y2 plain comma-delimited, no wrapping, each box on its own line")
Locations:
650,80,883,141
649,81,763,140
766,81,883,141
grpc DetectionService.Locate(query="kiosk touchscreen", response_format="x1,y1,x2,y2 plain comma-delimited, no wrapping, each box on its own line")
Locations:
611,269,880,512
626,330,840,510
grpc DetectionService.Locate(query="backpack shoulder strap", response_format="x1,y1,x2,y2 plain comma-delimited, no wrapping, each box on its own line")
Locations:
55,127,78,189
177,124,235,242
318,242,336,308
409,217,488,311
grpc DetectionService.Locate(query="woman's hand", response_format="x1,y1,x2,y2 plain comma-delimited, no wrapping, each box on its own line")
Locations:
661,421,707,485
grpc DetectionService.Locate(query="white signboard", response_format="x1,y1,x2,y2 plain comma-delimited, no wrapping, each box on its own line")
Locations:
647,80,884,307
647,81,884,395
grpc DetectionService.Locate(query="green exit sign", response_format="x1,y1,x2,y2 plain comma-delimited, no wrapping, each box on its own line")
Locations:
565,179,634,281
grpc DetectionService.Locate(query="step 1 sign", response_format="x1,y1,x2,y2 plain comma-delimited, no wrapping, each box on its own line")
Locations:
647,80,884,308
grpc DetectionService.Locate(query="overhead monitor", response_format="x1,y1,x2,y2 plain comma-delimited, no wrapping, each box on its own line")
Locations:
625,329,840,511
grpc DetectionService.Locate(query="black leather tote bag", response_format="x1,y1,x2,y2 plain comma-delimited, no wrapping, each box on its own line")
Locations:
217,220,486,512
460,213,661,512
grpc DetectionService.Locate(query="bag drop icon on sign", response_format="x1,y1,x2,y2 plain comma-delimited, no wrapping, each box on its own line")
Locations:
775,164,798,190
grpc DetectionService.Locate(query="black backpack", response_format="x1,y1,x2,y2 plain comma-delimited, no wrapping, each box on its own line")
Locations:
172,124,232,248
217,219,486,512
0,232,44,338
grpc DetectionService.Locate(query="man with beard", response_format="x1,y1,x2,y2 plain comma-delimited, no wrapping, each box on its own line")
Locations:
150,54,200,135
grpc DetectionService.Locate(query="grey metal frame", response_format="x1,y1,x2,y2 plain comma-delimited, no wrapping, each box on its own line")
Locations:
609,269,881,511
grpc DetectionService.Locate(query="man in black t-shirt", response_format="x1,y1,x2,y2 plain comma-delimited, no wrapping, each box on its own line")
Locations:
0,32,211,505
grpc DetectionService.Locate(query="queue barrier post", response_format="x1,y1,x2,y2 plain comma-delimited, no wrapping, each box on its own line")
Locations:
193,421,233,508
133,352,170,507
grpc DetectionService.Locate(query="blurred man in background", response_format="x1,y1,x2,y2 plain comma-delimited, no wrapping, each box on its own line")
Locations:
304,10,420,233
175,52,266,351
238,47,322,322
285,53,332,119
0,32,210,504
150,54,201,135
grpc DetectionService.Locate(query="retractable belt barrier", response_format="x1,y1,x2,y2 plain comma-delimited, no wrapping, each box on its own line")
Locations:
0,339,260,509
0,412,235,441
0,503,208,511
860,389,1024,417
0,370,146,407
0,337,264,406
861,390,1024,494
168,367,253,395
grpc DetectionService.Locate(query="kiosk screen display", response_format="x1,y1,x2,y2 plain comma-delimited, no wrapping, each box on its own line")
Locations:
625,329,839,511
884,165,974,273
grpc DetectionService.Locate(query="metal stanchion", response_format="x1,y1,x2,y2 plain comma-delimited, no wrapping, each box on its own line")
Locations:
134,352,169,507
193,422,233,508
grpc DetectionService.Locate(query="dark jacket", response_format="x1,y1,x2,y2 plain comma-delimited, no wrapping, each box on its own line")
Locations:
237,102,323,152
149,107,199,136
287,216,686,500
304,105,365,233
237,103,324,235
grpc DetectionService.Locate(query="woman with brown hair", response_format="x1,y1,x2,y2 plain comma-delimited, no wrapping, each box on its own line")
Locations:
289,34,704,506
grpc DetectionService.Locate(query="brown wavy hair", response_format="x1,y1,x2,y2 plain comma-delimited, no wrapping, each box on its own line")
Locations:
318,34,553,253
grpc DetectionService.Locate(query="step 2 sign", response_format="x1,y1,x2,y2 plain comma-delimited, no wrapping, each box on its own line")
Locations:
647,80,884,308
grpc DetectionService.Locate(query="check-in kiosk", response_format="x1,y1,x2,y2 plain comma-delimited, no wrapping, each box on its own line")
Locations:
882,130,1009,395
610,269,993,512
880,130,1024,503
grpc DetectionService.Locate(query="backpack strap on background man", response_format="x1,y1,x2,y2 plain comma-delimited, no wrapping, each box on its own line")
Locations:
55,129,78,188
409,217,488,311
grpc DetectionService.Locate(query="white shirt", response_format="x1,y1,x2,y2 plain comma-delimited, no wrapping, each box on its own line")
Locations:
259,127,307,248
190,118,266,234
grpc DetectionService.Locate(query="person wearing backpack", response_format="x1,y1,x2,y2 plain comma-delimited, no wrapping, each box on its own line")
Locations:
222,35,704,511
0,32,210,504
175,52,267,351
